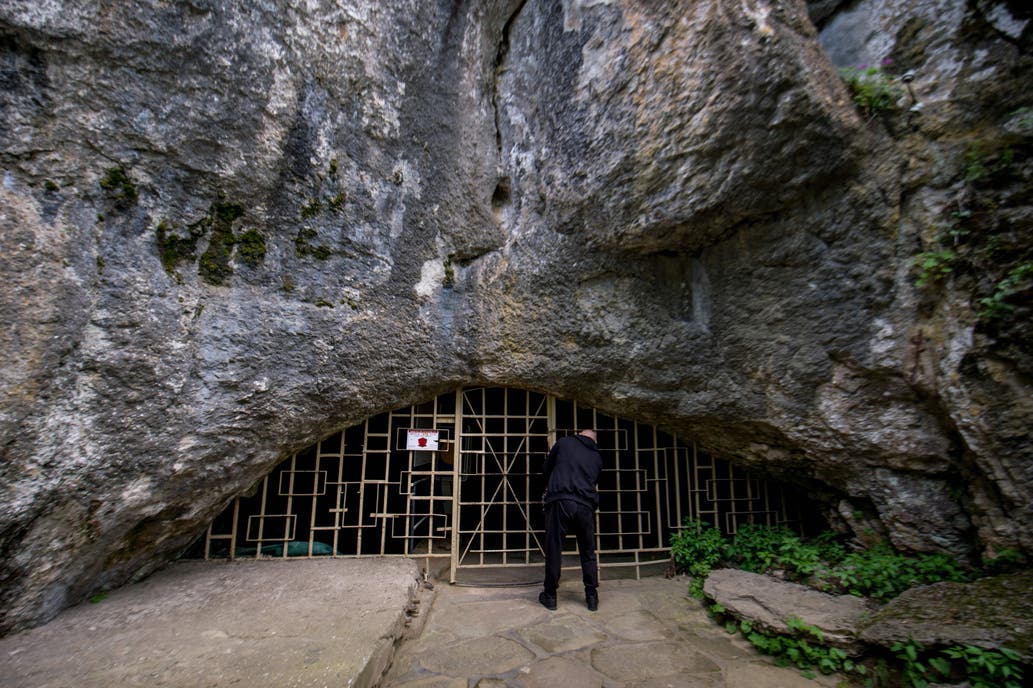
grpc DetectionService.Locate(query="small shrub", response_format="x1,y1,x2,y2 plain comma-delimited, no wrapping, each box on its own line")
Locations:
839,63,902,119
670,519,725,598
724,523,788,573
812,530,848,566
964,144,1015,184
978,262,1033,321
775,536,823,580
822,543,968,601
885,640,1024,688
943,644,1024,688
982,548,1027,575
913,249,958,287
724,524,827,581
892,637,930,688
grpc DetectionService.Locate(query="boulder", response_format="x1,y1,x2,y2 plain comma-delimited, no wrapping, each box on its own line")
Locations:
703,569,872,653
858,571,1033,662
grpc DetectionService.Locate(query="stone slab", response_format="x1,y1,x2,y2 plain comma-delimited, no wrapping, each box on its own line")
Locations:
416,635,535,677
590,642,721,682
724,662,841,688
0,558,421,688
858,570,1033,662
518,615,608,653
513,656,607,688
704,568,871,652
603,609,670,641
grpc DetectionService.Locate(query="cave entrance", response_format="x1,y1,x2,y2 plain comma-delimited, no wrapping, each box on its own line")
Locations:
190,387,806,583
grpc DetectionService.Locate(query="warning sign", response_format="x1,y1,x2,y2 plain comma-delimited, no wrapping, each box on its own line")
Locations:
406,429,440,451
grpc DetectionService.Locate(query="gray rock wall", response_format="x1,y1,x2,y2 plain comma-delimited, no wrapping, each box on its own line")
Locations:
0,0,1030,634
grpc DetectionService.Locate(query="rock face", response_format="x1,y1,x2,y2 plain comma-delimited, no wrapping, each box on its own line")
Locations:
858,571,1033,662
703,568,871,653
0,0,1030,634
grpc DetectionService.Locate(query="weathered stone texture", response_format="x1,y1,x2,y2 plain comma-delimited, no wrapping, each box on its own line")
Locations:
858,571,1033,662
1,0,1030,634
704,568,872,653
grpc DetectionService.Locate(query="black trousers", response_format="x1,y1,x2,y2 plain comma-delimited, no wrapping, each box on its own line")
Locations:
543,499,598,594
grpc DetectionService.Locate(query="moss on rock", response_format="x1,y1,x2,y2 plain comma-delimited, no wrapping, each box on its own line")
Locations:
197,202,244,286
99,165,138,208
235,228,267,268
156,219,203,276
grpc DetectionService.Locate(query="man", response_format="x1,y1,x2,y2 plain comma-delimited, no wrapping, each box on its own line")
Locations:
539,428,603,611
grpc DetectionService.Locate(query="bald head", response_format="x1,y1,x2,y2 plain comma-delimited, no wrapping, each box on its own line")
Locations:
578,429,598,443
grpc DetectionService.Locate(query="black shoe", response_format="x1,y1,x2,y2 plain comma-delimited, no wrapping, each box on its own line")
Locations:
586,593,599,612
539,591,557,610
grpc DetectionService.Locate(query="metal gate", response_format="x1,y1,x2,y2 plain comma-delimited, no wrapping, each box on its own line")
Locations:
192,387,803,581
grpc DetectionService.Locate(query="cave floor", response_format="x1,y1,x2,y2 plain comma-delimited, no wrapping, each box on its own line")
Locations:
382,574,844,688
0,558,422,688
1,561,847,687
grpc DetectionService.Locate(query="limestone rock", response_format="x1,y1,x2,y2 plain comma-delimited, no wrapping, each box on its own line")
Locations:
0,0,1031,635
703,568,872,653
857,571,1033,662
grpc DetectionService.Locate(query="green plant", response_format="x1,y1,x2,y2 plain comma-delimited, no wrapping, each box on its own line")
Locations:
328,192,346,211
725,523,787,573
295,227,333,260
863,658,891,688
978,262,1032,320
738,616,866,680
156,219,203,276
670,519,725,598
839,63,902,119
913,249,958,287
908,142,1033,333
88,591,109,604
100,165,138,207
880,640,1025,688
776,536,823,580
892,637,930,687
196,202,244,286
724,524,827,581
982,548,1027,575
964,144,1015,184
944,644,1024,688
812,530,848,566
822,543,967,601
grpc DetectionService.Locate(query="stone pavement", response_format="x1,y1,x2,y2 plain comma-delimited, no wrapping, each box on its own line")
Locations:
0,558,422,688
383,575,845,688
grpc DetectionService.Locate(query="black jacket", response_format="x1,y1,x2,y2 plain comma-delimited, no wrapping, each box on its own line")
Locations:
543,434,602,509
